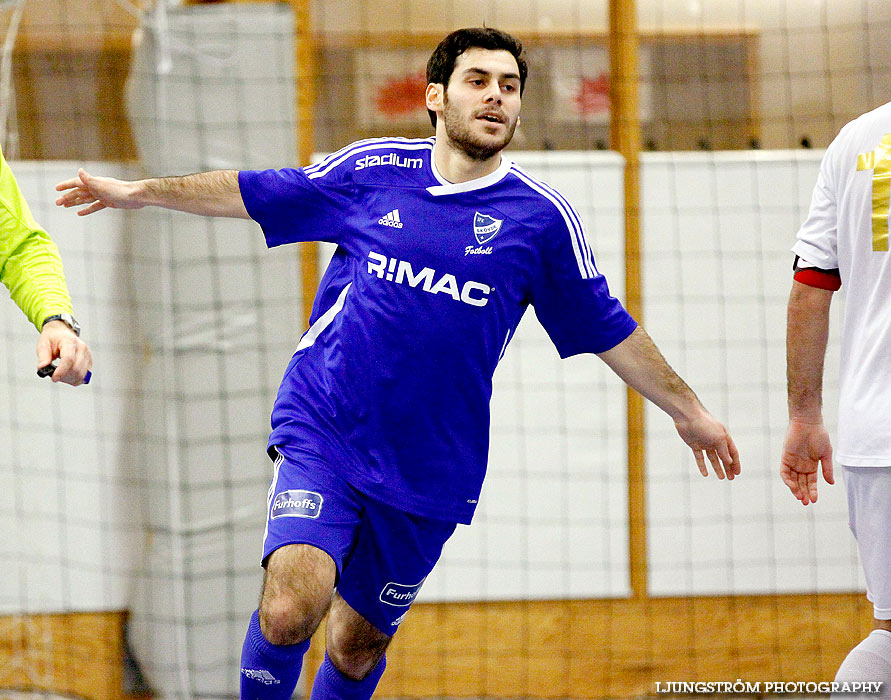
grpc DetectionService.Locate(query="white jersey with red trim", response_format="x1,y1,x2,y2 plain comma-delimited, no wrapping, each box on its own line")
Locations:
793,101,891,465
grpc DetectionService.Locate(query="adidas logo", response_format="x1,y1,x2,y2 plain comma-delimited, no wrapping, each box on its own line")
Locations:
378,209,404,229
242,668,280,685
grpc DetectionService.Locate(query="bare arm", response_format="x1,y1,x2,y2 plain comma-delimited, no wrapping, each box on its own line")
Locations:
55,168,251,219
597,326,740,479
781,280,835,504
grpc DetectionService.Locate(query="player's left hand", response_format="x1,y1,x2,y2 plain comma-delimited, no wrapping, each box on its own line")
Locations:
37,321,92,386
674,411,741,480
780,418,834,505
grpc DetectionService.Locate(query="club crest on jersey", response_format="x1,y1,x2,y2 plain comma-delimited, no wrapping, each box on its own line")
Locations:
473,212,503,245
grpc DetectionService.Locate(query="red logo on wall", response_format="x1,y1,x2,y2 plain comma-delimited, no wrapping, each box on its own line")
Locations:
375,70,428,118
572,74,611,116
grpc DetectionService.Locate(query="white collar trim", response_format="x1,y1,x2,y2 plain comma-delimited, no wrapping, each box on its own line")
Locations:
426,152,513,196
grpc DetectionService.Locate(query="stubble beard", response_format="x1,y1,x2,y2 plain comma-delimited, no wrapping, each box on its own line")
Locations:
441,94,517,162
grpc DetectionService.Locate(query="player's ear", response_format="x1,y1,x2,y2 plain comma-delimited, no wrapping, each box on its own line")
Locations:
425,83,444,112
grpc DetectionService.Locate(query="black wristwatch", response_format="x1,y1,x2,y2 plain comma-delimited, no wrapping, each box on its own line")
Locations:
42,313,82,337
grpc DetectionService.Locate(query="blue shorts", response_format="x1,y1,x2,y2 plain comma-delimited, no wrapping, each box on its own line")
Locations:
263,447,457,634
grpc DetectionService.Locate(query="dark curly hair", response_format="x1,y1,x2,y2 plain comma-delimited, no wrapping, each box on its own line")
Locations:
425,27,528,127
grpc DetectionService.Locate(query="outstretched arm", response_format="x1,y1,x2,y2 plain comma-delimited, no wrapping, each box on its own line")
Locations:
781,280,835,505
55,168,250,219
597,326,740,479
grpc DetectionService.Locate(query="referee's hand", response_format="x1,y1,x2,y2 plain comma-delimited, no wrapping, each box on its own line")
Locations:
37,321,92,386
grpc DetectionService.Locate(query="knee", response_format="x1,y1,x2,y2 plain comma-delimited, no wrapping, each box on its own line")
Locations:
326,624,389,680
258,544,336,646
259,593,326,646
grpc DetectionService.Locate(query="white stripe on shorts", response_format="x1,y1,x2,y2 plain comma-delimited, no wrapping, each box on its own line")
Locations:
262,450,285,552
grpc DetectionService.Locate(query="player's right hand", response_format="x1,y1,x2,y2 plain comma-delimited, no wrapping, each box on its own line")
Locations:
55,169,144,216
780,418,834,505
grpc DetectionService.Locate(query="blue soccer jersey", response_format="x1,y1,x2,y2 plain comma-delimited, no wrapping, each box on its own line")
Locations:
239,137,637,524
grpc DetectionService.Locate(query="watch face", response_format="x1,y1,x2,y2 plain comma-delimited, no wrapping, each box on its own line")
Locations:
43,314,81,335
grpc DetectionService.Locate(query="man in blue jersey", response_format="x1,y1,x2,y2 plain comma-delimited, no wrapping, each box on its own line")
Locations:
57,27,739,700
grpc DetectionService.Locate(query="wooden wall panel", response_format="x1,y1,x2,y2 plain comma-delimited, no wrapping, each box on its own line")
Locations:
304,594,872,699
0,612,125,700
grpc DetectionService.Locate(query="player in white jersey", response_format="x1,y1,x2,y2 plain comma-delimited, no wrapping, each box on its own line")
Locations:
783,101,891,693
57,28,740,700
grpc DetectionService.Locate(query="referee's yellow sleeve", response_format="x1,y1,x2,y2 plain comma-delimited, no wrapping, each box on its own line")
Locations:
0,146,73,331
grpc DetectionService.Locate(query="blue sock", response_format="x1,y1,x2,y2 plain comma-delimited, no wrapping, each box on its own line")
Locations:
309,651,386,700
241,609,310,700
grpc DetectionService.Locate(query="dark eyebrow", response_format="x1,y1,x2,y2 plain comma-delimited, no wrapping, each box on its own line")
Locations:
462,67,521,82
